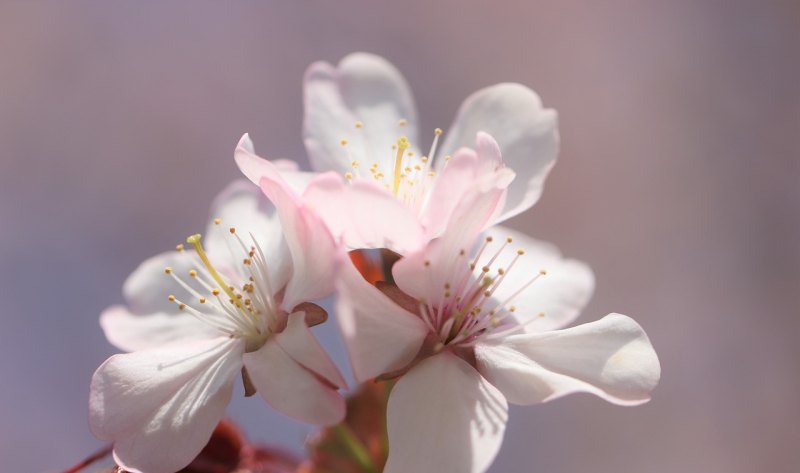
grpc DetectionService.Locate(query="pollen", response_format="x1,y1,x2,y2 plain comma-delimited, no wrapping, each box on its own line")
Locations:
355,121,364,129
167,295,176,302
213,218,221,225
199,297,206,304
340,139,348,146
189,270,197,278
229,227,236,234
434,128,443,136
212,288,220,296
175,244,185,252
539,269,548,275
164,267,173,274
398,118,407,127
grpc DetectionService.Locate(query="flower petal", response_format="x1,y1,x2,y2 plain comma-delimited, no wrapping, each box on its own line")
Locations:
475,313,661,406
89,337,243,473
480,225,595,332
439,83,558,222
122,250,199,316
384,352,508,473
336,257,429,382
304,53,418,174
256,173,339,310
205,179,292,293
303,173,425,252
275,312,347,388
100,306,219,352
243,338,345,425
234,134,317,195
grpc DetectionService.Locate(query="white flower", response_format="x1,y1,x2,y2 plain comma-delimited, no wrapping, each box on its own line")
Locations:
335,187,661,473
236,52,558,253
90,179,346,473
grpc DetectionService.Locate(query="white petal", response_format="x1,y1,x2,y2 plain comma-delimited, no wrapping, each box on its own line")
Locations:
480,225,595,332
205,178,292,293
122,250,198,316
385,352,508,473
234,134,317,194
243,338,345,426
303,173,426,252
303,53,419,174
100,306,219,352
440,83,558,222
336,258,429,382
89,337,243,473
475,313,661,406
275,311,347,388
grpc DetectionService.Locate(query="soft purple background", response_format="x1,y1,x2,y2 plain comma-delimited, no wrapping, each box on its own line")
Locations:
1,1,798,472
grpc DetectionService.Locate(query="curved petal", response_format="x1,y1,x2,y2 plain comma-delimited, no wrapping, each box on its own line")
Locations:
89,337,243,473
256,172,340,310
205,179,292,293
275,312,347,388
100,306,220,352
243,339,345,426
336,258,429,382
234,134,317,195
122,250,199,316
385,352,508,473
475,313,661,406
439,83,558,222
393,186,506,302
304,53,419,174
303,173,425,252
480,225,595,332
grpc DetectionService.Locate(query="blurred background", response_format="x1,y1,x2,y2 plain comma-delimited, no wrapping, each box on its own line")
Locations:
1,1,798,472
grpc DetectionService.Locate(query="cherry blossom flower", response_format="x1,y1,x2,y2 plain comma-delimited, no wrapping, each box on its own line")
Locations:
335,187,661,473
237,52,557,253
90,179,347,473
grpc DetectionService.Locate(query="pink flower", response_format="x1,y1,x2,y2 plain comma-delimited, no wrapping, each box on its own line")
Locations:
335,186,661,473
237,52,558,253
90,179,346,473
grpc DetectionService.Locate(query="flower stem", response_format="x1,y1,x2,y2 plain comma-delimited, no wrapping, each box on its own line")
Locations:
333,423,379,473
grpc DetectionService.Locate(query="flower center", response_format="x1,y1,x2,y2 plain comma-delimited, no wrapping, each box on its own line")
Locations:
415,235,549,349
339,120,448,213
163,220,281,352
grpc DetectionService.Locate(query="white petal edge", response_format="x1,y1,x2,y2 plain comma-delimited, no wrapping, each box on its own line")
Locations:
440,83,558,222
475,313,661,406
275,311,347,388
100,306,220,352
385,352,509,473
89,337,243,473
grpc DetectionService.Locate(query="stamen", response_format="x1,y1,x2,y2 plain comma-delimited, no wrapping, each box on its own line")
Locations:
393,136,410,195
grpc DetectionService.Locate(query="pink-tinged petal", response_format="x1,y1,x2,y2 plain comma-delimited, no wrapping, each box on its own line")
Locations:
100,306,219,352
336,258,428,382
480,225,595,332
89,337,244,473
257,174,339,310
475,313,661,406
303,173,425,252
122,250,198,316
304,53,418,174
385,352,508,473
394,186,506,302
440,83,558,222
275,312,347,388
234,134,317,194
205,179,292,293
244,339,345,426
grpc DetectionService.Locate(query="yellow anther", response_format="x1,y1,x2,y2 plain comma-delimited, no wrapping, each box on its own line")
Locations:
398,118,407,127
539,269,548,275
186,234,201,244
167,294,176,302
189,270,197,278
507,236,513,243
482,266,490,273
498,268,505,275
178,303,186,311
212,288,221,296
164,267,173,274
397,136,410,149
243,258,251,265
344,172,354,181
340,139,348,146
229,227,236,234
199,297,206,304
414,165,422,171
213,218,221,225
445,155,452,161
407,151,414,157
486,236,494,242
434,128,443,136
517,249,525,255
538,312,546,317
351,160,360,168
175,244,185,252
355,121,364,129
509,306,517,312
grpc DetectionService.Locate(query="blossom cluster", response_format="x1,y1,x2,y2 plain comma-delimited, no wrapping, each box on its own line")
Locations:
89,53,661,473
